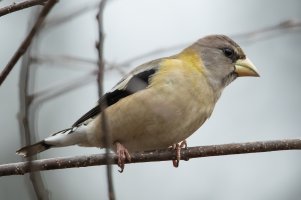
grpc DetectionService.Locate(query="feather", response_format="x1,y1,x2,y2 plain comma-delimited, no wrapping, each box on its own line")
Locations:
72,61,160,127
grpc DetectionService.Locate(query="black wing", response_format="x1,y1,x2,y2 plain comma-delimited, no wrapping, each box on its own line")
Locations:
72,63,159,127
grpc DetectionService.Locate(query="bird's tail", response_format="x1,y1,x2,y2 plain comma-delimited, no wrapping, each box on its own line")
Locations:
16,126,88,157
16,141,52,157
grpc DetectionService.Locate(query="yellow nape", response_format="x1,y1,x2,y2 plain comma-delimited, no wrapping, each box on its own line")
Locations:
149,49,205,88
176,48,205,73
155,49,204,77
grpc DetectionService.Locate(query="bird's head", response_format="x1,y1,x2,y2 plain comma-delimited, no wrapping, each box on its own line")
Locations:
188,35,259,92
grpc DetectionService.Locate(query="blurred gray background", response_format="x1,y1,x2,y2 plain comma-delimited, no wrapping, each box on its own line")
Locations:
0,0,301,199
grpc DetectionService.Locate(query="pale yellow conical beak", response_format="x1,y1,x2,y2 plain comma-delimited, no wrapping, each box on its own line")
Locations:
235,57,260,77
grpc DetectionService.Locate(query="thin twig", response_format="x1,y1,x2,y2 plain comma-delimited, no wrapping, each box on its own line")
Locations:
0,0,47,17
0,0,58,86
19,44,49,200
115,19,301,69
106,62,127,75
31,54,98,69
117,43,186,68
231,19,301,41
29,19,301,77
43,2,99,29
96,0,106,97
2,139,301,176
96,0,115,200
18,8,49,200
30,71,97,104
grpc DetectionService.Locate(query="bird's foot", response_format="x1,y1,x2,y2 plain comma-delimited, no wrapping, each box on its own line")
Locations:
172,140,187,168
115,142,131,173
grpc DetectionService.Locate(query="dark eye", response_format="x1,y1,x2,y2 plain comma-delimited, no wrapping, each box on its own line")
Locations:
222,48,234,58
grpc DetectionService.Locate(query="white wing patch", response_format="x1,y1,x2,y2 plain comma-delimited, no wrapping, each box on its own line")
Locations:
111,58,163,91
44,125,88,147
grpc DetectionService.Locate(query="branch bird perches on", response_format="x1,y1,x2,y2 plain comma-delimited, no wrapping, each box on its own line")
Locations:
1,139,300,176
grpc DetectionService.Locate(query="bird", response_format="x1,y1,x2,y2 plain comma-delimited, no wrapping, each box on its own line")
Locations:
16,35,259,171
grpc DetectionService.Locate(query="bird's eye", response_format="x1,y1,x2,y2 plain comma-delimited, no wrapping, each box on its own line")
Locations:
222,48,234,58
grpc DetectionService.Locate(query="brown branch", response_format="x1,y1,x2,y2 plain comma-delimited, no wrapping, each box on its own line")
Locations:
0,0,58,86
0,0,48,17
96,0,115,200
2,139,301,176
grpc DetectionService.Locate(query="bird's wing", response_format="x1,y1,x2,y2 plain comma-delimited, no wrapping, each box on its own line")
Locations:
72,59,163,127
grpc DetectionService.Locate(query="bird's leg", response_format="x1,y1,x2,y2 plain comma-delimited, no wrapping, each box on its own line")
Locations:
115,142,131,173
172,140,187,168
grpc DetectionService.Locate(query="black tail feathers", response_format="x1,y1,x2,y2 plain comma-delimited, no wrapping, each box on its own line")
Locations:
16,141,52,157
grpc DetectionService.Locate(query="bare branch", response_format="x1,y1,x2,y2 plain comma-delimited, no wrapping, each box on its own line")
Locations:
116,19,301,69
31,54,126,74
30,71,97,104
106,62,127,75
0,0,47,17
19,45,50,200
232,19,301,42
43,2,99,29
31,54,97,69
96,0,115,199
2,139,301,176
0,0,58,86
96,1,106,96
117,43,186,68
18,8,49,200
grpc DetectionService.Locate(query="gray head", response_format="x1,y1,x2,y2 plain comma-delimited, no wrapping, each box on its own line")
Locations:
187,35,259,93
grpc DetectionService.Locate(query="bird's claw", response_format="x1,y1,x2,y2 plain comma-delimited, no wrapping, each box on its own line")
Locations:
116,142,131,173
172,140,187,168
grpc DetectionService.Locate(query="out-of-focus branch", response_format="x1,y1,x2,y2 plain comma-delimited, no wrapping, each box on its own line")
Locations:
25,19,301,77
2,139,301,176
31,54,126,74
43,2,99,29
115,19,301,69
18,8,49,200
232,19,301,42
31,54,97,69
30,71,97,104
0,0,47,17
116,44,186,68
96,0,115,200
96,0,106,97
0,0,58,86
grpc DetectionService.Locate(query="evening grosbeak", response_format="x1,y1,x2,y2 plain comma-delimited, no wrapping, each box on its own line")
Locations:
17,35,259,170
